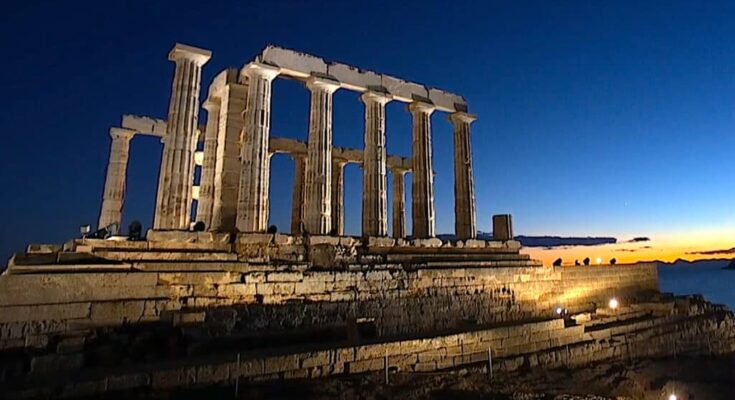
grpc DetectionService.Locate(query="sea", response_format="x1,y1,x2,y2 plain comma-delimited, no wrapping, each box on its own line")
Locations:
658,260,735,309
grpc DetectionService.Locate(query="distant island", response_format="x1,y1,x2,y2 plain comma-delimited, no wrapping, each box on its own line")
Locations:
437,232,617,248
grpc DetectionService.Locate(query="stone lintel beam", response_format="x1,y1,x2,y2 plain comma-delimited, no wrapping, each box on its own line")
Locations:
121,115,167,137
268,137,410,170
257,45,468,113
168,43,212,66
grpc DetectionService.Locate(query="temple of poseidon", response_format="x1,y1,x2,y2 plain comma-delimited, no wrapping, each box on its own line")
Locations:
0,43,733,399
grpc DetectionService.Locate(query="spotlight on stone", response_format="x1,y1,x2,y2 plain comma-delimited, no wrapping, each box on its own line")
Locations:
609,298,619,310
192,221,205,232
128,220,142,241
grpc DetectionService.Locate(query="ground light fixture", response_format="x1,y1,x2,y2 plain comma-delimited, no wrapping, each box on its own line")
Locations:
668,394,678,400
609,298,619,310
595,257,602,264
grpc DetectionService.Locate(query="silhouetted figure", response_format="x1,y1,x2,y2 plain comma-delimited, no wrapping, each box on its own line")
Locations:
128,221,142,241
552,258,562,267
610,258,617,265
192,221,205,232
574,259,580,266
583,257,590,266
267,225,278,234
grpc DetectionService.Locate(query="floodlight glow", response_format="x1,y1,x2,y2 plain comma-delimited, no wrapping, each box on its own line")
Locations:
596,257,602,264
556,307,563,315
609,298,619,310
668,394,677,400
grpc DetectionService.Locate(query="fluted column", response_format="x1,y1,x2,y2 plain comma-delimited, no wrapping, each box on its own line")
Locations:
195,99,220,228
290,155,306,234
154,43,211,229
450,112,478,240
331,158,347,235
361,90,392,237
408,101,436,238
303,76,340,235
211,75,247,232
98,128,135,229
391,168,408,239
236,63,280,233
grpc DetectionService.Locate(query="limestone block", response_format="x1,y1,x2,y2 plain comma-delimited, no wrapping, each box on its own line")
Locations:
339,236,361,247
261,45,328,76
151,366,196,389
367,237,396,248
173,311,206,326
300,350,331,368
382,75,429,103
308,236,340,246
428,88,467,112
218,283,257,298
90,301,146,325
0,303,91,323
237,233,273,245
26,244,62,254
464,239,486,248
327,63,381,90
57,336,86,354
263,354,300,374
158,272,241,285
242,272,267,284
309,244,338,268
236,358,265,377
0,273,159,306
266,271,303,282
196,363,230,384
107,372,150,391
413,238,443,248
30,353,84,377
274,234,293,245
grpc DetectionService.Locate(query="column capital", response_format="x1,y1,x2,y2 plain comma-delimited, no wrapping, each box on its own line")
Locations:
408,100,435,116
306,75,341,94
449,111,477,125
390,166,409,176
241,62,280,81
168,43,212,66
333,157,349,167
360,87,392,105
202,98,220,111
109,127,136,141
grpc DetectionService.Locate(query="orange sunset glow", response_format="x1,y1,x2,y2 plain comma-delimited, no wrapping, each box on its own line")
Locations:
523,226,735,266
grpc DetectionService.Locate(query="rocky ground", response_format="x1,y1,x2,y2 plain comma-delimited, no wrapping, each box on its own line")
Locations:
110,354,734,399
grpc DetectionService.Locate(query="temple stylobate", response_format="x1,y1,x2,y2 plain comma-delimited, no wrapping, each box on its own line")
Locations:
98,43,478,239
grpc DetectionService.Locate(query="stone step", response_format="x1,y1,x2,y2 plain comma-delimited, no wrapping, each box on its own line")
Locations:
91,251,239,262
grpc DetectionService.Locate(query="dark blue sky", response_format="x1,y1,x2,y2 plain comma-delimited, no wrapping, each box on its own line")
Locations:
2,1,735,261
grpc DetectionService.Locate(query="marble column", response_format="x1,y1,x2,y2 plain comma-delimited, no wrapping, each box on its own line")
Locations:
331,158,347,235
391,168,408,239
290,155,306,234
303,76,340,235
236,63,279,233
154,43,211,230
408,101,436,238
450,112,478,240
98,128,135,229
361,90,392,237
195,99,220,229
211,74,247,232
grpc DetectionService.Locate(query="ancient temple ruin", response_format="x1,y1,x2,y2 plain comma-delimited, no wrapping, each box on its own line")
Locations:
1,44,734,399
100,43,477,241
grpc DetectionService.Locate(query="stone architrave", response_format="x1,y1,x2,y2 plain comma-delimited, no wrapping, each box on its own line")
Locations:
331,158,348,235
154,43,211,230
303,75,340,235
98,128,135,229
450,112,478,240
290,155,306,234
195,99,220,228
361,89,392,237
236,63,280,233
391,167,408,239
211,75,247,232
408,101,436,238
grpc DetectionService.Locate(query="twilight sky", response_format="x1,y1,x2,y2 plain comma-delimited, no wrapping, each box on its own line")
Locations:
1,1,734,264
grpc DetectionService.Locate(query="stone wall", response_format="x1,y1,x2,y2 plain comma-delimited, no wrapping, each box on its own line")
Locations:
0,262,659,351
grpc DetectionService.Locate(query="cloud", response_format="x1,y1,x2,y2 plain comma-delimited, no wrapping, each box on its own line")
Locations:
685,247,735,256
626,237,650,243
